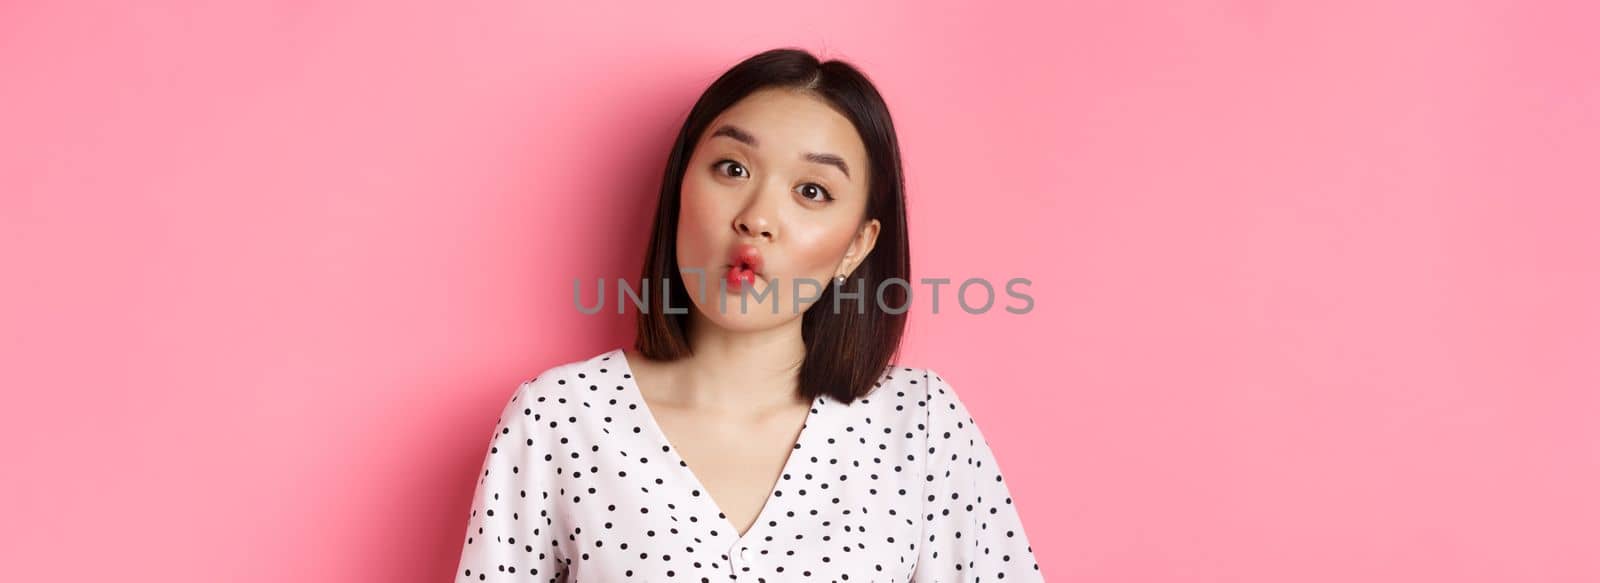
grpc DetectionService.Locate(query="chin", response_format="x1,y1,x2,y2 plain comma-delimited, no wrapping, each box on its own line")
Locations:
689,295,794,331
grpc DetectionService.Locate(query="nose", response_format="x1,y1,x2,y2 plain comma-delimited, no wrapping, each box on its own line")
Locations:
732,184,780,241
735,218,773,241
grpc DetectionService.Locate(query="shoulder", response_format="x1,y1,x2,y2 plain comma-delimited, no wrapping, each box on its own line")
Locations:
511,347,626,403
878,363,979,431
845,361,970,421
860,361,960,401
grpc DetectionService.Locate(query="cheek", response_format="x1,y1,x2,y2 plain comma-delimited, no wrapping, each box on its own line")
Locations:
675,173,726,260
785,223,858,275
679,172,718,221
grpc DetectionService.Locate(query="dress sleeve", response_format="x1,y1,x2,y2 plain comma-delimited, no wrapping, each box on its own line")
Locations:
910,368,1045,581
454,374,567,582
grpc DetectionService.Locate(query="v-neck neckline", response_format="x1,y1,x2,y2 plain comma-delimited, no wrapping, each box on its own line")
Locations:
609,347,823,545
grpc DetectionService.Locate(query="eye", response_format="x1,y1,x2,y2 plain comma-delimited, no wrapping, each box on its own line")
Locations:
713,159,748,179
796,183,834,203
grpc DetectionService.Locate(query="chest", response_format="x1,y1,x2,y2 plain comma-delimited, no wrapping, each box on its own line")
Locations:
648,406,808,538
540,386,929,581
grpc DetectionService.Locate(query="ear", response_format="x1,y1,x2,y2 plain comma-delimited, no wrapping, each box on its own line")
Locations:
841,219,881,275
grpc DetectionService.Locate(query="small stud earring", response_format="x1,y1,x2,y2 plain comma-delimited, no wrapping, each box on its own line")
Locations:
834,274,846,285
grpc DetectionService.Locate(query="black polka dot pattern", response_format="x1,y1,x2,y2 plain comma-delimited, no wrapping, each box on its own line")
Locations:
455,347,1043,581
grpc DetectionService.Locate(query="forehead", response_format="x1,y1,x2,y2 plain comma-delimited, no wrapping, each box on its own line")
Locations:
701,88,868,169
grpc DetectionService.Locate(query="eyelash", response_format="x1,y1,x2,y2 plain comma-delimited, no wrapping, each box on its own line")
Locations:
712,159,835,203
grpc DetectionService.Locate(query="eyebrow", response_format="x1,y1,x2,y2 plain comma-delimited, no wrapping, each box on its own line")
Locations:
709,124,853,181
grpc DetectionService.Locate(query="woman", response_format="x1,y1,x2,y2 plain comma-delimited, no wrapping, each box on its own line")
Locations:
455,47,1043,582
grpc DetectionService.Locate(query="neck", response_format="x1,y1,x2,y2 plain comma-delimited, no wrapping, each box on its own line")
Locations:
661,311,807,413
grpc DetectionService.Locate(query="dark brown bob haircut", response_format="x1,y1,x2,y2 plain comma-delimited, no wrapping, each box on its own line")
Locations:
633,47,911,405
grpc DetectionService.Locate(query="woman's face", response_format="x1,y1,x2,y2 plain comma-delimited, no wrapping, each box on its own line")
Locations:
676,87,880,331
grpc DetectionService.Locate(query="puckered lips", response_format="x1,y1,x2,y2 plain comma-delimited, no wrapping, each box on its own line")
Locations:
725,243,765,291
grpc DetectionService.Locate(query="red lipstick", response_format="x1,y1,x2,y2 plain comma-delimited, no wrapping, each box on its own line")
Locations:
726,243,764,290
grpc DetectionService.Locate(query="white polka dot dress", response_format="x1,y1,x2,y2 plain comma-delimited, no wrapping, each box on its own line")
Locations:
455,347,1043,582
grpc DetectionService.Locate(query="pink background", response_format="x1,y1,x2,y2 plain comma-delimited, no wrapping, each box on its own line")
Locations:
3,1,1596,581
